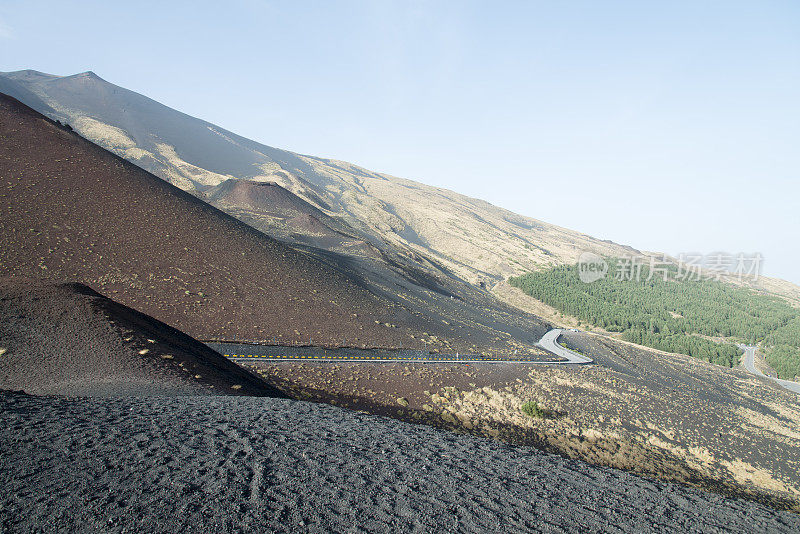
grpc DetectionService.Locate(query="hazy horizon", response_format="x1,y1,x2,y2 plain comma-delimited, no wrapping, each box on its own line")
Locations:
1,1,798,284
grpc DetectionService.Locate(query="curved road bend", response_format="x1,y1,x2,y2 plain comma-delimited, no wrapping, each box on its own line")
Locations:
218,328,593,365
536,329,593,364
739,345,800,394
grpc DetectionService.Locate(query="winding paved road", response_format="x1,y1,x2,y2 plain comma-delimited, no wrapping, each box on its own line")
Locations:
739,344,800,394
536,328,593,364
215,329,593,365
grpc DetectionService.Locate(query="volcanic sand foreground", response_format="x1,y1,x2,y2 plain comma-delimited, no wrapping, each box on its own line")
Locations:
2,391,799,533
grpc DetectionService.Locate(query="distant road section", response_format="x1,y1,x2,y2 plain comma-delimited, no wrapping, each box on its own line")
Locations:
740,345,800,395
210,329,593,365
223,353,549,364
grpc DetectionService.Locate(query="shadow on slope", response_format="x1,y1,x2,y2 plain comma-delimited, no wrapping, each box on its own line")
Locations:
0,278,279,397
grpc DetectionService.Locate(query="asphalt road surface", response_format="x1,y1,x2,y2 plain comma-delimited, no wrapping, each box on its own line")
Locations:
214,329,592,365
536,328,594,364
740,344,800,394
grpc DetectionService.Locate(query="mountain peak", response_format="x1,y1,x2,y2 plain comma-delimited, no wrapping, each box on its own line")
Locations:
75,70,102,80
1,69,60,82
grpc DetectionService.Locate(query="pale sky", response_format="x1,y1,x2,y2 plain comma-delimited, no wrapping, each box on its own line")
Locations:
1,1,798,283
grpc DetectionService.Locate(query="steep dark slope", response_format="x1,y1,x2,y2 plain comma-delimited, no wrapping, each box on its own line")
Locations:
0,278,278,396
0,93,484,350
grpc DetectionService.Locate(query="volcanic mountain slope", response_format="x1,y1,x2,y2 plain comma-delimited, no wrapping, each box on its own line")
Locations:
0,70,639,283
6,69,797,303
200,177,553,352
0,92,543,352
0,278,278,396
0,70,514,316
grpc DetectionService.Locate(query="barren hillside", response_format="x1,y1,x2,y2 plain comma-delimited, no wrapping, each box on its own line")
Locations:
0,70,648,283
5,69,796,301
0,92,542,352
